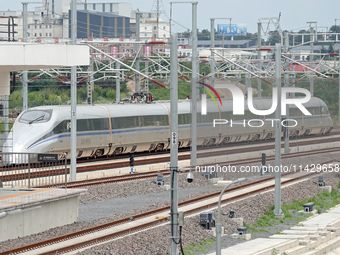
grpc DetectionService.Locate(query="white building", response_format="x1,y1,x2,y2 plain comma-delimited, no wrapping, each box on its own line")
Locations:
0,1,169,41
0,7,63,41
130,11,170,40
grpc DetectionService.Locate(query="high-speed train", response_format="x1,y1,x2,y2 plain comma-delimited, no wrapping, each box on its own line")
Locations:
2,97,333,162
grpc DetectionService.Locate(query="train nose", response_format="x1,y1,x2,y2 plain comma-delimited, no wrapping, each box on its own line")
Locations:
12,143,26,152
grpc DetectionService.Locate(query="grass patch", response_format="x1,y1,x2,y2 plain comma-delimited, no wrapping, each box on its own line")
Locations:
185,184,340,254
257,228,269,233
184,238,215,255
246,185,340,234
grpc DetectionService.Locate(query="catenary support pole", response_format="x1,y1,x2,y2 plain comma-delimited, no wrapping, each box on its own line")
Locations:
284,32,290,154
190,2,198,168
70,0,77,181
135,11,140,92
22,2,28,110
87,60,93,104
169,33,179,255
274,43,283,216
210,18,215,88
116,62,120,103
257,22,262,97
245,70,250,93
310,28,314,97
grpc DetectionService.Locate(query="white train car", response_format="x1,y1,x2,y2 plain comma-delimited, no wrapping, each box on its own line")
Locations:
2,97,333,163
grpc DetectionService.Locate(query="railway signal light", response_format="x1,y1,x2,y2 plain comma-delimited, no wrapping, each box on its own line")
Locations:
261,153,266,165
129,154,134,167
261,153,267,176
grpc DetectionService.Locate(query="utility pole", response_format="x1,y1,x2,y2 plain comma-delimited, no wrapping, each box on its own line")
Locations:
245,69,250,93
274,43,283,216
22,2,40,110
210,18,215,88
116,62,120,103
70,0,77,181
307,22,317,97
22,2,28,111
135,11,140,92
190,2,198,167
310,27,314,97
169,33,179,255
257,22,262,97
87,60,93,104
210,18,231,88
284,32,290,154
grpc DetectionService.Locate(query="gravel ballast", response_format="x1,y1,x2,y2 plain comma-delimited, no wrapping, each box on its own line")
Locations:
0,151,339,253
79,185,219,222
77,175,340,255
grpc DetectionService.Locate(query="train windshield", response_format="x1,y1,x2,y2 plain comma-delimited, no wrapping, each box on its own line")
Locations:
19,109,52,124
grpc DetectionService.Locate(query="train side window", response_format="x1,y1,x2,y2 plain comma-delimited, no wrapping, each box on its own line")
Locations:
161,115,168,126
221,112,231,120
77,119,88,131
186,114,190,124
180,114,189,125
207,113,212,122
88,119,95,130
290,108,299,117
307,107,320,116
127,117,133,128
53,120,70,134
138,116,143,127
321,106,329,115
178,114,184,125
92,118,109,130
112,118,119,129
199,113,205,123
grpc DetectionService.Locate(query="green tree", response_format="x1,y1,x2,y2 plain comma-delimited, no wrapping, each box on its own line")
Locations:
267,30,281,45
328,44,335,53
198,29,210,40
329,25,340,40
292,30,310,45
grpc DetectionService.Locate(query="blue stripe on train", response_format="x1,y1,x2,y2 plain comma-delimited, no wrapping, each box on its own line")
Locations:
28,115,331,149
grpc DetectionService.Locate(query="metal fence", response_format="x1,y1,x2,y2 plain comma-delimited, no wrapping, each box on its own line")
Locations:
0,152,68,188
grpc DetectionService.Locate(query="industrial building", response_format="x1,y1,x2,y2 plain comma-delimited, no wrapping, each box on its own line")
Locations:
70,10,130,39
0,1,169,42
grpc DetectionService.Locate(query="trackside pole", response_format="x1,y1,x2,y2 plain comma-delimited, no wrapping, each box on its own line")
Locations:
257,22,262,98
284,32,290,154
274,43,283,216
169,33,179,255
70,0,77,181
190,2,198,168
116,62,120,103
210,18,215,88
22,2,28,111
135,11,140,92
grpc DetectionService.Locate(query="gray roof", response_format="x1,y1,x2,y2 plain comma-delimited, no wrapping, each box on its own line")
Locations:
291,44,340,51
77,10,129,18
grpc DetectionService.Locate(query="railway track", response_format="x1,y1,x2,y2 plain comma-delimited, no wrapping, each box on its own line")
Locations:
2,134,340,186
0,168,323,255
35,146,340,188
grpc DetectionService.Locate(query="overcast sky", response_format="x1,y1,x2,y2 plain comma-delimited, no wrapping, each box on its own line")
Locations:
3,0,340,34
